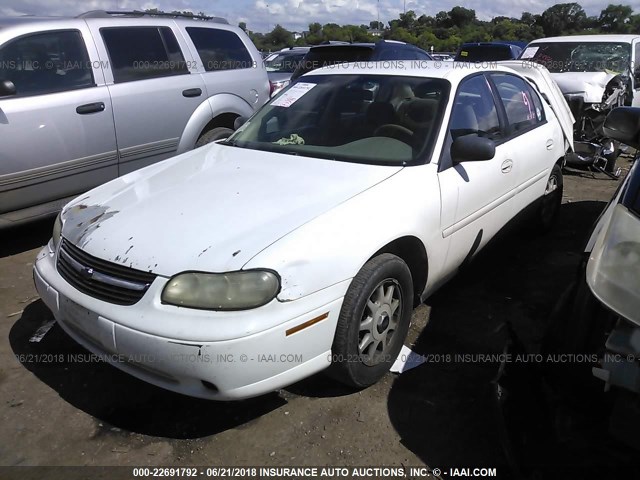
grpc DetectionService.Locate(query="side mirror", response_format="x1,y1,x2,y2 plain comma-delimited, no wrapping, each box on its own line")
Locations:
0,80,16,97
234,116,248,130
451,135,496,164
603,107,640,150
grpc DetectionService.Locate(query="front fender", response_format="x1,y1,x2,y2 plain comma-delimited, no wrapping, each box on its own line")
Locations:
242,165,447,302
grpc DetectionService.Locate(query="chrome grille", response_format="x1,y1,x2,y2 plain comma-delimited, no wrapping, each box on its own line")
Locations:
57,239,156,306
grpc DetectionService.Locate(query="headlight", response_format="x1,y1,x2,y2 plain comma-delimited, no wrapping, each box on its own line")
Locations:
587,204,640,326
51,213,62,251
161,270,280,310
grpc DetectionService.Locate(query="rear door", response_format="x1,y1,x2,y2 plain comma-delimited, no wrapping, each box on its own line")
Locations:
0,24,117,219
87,20,208,175
488,72,560,211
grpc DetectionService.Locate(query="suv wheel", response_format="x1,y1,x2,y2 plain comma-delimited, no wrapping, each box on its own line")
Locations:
196,127,234,147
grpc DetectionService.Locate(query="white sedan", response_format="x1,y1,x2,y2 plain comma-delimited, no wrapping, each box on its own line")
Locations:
34,62,573,400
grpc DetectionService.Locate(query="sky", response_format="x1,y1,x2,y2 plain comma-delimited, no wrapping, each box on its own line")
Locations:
2,0,639,33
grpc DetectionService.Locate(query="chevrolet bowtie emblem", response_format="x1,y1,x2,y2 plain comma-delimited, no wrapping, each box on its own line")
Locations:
80,267,94,279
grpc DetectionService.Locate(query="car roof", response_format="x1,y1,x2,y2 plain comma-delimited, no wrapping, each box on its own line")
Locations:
302,60,519,83
530,34,640,43
309,40,419,51
0,11,231,28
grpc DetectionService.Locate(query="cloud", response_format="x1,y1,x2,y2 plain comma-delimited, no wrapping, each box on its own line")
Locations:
1,0,640,33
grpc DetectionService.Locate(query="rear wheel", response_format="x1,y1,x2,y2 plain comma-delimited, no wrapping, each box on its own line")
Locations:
330,254,413,388
535,164,563,232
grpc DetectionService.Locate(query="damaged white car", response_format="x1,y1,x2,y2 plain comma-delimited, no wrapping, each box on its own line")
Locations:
522,35,640,176
34,62,572,400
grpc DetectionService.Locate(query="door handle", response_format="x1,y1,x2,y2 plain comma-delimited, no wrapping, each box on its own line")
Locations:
546,139,554,150
76,102,105,114
182,88,202,98
501,159,513,174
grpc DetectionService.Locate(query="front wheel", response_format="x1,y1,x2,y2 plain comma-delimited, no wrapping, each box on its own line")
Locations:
330,253,413,388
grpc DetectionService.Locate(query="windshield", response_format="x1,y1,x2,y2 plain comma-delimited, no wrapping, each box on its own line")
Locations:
226,74,450,166
522,42,631,73
456,45,516,62
264,52,307,73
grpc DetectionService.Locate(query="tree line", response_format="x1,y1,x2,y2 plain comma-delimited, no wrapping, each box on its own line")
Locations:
243,3,640,52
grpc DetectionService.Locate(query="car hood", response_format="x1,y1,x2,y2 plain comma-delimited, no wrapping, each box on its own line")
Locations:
551,71,619,104
60,144,402,276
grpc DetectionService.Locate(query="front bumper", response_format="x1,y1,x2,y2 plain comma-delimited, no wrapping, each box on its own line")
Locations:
34,244,348,400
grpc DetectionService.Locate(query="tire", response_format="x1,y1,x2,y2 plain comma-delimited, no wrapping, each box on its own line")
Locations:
195,127,234,148
330,253,414,388
535,163,563,232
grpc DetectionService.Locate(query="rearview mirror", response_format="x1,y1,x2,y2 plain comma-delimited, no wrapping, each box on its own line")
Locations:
0,80,16,97
451,135,496,164
603,107,640,150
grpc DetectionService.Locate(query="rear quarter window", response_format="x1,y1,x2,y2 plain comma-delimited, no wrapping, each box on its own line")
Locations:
491,73,545,133
186,27,253,71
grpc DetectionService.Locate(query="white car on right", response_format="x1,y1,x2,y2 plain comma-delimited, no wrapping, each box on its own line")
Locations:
522,35,640,174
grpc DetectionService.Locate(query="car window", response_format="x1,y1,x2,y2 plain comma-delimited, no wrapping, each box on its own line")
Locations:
449,75,502,140
415,51,433,61
456,45,514,62
101,27,188,83
186,27,253,71
264,52,306,73
377,47,415,61
227,74,450,166
491,73,544,133
0,30,94,97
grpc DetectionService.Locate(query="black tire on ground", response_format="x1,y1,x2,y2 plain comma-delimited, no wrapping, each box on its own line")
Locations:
195,127,234,148
329,253,414,388
535,163,563,232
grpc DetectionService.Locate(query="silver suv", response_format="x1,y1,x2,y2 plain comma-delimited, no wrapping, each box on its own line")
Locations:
0,10,269,227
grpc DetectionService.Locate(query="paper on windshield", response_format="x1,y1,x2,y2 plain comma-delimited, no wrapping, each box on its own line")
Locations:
520,47,539,59
271,82,316,108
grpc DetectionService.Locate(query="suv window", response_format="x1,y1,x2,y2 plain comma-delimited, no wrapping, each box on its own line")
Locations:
101,27,188,83
186,27,253,71
0,30,93,97
449,75,502,140
491,73,544,133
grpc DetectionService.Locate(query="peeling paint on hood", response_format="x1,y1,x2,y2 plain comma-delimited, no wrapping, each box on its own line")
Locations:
61,203,119,249
60,143,402,277
551,71,619,104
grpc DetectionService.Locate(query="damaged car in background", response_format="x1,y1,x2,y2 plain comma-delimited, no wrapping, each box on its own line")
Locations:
522,35,640,177
34,62,572,401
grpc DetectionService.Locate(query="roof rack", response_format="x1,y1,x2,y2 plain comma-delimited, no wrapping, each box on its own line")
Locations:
77,10,229,24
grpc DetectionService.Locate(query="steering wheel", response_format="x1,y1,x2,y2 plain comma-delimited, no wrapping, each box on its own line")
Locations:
374,124,414,146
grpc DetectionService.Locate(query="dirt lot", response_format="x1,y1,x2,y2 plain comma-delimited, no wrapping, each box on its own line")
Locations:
0,159,636,479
